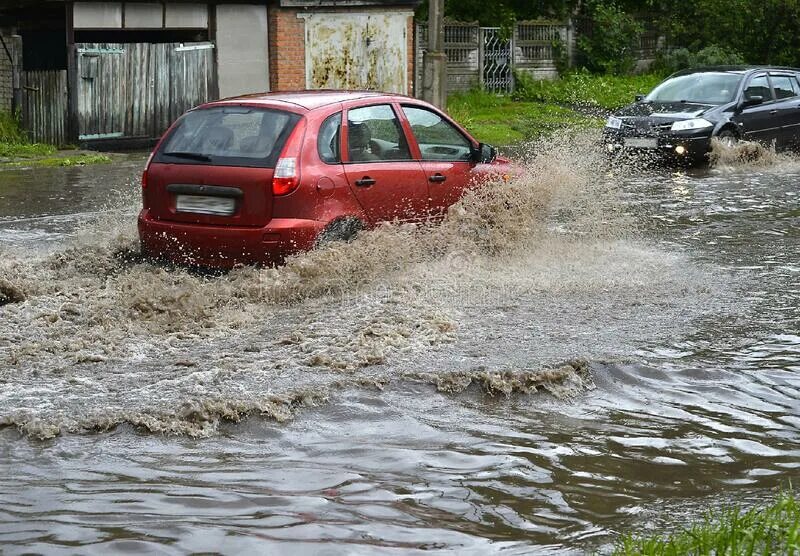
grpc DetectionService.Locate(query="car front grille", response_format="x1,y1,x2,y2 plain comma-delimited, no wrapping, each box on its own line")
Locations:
621,120,673,136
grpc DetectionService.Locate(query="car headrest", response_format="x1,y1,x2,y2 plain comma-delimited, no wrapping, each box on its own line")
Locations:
349,122,371,150
204,126,234,151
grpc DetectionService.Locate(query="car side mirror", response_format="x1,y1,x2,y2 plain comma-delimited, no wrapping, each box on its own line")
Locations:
472,142,496,164
635,93,645,102
740,95,764,109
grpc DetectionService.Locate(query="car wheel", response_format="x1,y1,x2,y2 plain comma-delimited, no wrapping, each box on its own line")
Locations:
315,218,363,247
716,129,738,148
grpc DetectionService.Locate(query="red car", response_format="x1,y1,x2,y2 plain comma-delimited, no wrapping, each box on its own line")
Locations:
138,90,508,268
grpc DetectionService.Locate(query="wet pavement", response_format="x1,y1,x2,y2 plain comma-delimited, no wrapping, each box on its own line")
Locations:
0,139,798,554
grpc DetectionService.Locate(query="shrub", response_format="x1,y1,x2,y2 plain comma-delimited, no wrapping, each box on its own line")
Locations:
577,2,643,75
0,111,26,144
653,45,746,75
513,70,664,111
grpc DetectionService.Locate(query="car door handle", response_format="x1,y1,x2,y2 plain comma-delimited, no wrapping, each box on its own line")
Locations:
770,109,778,115
428,174,447,183
355,177,376,187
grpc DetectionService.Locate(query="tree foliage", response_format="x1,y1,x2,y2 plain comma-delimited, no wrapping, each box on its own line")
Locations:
417,0,800,70
577,2,643,75
651,0,800,67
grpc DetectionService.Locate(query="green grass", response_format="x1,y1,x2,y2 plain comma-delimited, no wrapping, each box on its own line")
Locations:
0,142,57,158
1,153,112,168
0,110,111,166
446,72,667,146
614,491,800,556
0,110,26,143
0,110,58,159
514,70,666,111
447,89,601,145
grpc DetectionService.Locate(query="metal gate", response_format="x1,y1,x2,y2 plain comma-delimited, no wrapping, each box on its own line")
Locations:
76,42,216,141
482,28,513,93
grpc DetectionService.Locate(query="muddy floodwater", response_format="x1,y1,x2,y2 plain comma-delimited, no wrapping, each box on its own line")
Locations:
0,139,798,554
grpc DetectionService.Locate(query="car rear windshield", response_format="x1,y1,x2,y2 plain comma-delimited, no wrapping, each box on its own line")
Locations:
645,73,743,105
154,106,301,168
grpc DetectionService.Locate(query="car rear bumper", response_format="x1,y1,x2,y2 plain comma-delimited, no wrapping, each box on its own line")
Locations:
137,209,326,268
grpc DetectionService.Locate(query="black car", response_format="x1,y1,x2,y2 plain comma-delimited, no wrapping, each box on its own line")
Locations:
603,66,800,163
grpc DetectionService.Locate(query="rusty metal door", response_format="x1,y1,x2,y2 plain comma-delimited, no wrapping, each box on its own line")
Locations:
303,13,409,94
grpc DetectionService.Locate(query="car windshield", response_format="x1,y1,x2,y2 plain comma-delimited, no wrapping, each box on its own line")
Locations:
645,72,743,105
156,106,300,168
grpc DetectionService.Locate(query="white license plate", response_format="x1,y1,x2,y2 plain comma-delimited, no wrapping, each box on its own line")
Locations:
624,137,658,148
176,195,236,216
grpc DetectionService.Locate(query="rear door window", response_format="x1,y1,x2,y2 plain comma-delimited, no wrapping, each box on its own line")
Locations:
318,112,341,164
770,75,799,99
155,106,300,168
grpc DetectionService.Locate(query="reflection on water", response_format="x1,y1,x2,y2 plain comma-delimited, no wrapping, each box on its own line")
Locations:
0,139,799,553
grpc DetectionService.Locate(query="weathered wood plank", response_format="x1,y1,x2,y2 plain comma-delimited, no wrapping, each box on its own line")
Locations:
72,41,215,141
21,70,68,145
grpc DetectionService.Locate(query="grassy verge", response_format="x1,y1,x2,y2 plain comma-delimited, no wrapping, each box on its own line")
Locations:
1,153,112,168
614,492,800,555
447,89,602,145
447,72,665,146
514,70,666,111
0,111,111,167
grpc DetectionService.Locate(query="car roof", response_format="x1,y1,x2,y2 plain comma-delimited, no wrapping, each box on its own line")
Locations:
672,65,800,77
206,90,417,111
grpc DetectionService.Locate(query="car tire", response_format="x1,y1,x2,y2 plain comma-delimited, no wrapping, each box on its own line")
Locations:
315,218,363,247
716,129,738,148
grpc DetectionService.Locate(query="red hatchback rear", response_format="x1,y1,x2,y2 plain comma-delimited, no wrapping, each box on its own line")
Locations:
138,91,507,268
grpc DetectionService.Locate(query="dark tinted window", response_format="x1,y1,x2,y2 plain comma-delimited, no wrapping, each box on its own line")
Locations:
318,113,342,164
346,105,411,162
771,75,799,99
744,75,773,101
402,106,472,161
155,107,300,168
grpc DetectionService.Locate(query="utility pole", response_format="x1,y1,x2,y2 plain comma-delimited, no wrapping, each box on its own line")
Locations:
422,0,446,109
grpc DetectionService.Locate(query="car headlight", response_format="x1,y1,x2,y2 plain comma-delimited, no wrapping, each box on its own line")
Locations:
671,118,713,132
605,116,623,130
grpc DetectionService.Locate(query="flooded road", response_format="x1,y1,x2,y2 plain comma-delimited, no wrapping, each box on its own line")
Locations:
0,140,798,554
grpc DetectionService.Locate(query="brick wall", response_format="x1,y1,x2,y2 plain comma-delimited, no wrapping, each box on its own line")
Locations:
268,7,416,95
268,7,306,91
406,15,414,96
0,35,14,113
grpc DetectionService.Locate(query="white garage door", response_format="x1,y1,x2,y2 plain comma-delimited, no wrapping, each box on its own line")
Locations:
216,5,270,98
302,12,410,94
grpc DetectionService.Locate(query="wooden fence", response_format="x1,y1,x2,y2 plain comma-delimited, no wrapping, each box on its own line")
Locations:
20,42,215,146
22,70,68,146
77,42,215,141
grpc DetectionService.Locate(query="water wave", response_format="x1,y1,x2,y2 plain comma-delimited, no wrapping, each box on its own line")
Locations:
0,132,729,437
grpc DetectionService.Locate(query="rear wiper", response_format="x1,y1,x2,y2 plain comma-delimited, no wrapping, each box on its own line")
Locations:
163,151,211,162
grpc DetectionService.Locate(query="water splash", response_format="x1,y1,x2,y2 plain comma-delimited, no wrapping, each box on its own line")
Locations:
708,136,784,169
0,131,728,437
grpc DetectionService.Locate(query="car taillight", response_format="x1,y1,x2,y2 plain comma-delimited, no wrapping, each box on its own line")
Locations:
272,118,306,196
141,169,148,189
272,157,298,195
